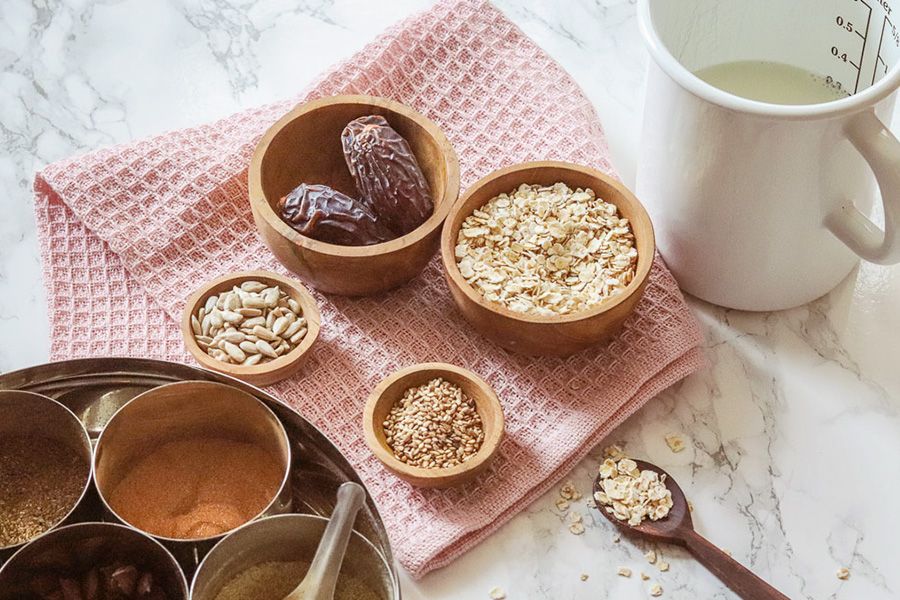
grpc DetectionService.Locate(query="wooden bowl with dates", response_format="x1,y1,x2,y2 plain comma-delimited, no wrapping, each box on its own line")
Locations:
249,95,460,296
440,161,655,357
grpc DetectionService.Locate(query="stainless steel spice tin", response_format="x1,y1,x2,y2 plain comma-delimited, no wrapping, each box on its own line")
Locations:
0,390,93,562
0,521,188,599
93,380,293,570
191,514,396,600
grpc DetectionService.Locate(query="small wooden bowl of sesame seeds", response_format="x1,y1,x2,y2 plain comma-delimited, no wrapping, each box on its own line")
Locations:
181,270,321,386
440,161,655,357
363,362,504,488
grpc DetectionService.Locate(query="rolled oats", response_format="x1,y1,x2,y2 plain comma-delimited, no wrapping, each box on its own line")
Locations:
836,567,850,580
664,433,686,453
455,183,637,316
594,447,674,527
617,567,632,578
649,582,663,597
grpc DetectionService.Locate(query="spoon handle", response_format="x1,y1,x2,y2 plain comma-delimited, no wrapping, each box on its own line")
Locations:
682,529,789,600
304,482,367,600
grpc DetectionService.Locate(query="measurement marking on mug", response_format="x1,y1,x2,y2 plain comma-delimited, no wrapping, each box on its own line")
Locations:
872,14,897,84
836,0,873,93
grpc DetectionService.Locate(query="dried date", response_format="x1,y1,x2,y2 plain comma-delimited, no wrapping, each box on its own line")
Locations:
278,183,393,246
341,115,433,236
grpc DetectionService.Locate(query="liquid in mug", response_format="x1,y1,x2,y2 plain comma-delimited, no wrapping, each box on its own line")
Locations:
693,60,850,105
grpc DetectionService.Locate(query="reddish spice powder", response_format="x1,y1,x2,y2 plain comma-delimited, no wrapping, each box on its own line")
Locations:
107,438,282,539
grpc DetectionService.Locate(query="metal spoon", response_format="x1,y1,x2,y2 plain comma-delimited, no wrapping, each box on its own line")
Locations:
283,481,367,600
593,459,789,600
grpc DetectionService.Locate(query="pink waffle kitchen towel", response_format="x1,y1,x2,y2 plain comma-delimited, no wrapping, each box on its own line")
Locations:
33,0,704,577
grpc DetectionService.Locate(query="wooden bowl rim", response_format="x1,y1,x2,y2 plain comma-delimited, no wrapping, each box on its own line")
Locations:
181,270,321,379
249,94,460,258
440,160,656,325
362,362,505,483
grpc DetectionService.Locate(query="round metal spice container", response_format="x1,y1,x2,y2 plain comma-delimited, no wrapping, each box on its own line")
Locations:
0,522,188,599
93,380,293,569
191,514,396,600
0,391,93,561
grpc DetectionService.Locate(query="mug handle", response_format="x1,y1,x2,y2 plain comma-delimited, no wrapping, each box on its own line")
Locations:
825,110,900,265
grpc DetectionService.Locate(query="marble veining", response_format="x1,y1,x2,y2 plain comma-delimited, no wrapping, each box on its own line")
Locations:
2,1,900,598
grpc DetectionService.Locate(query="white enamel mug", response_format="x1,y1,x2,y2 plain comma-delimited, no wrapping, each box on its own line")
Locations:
637,0,900,311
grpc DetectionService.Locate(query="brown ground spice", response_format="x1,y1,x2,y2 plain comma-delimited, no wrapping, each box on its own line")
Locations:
0,435,88,547
107,437,283,539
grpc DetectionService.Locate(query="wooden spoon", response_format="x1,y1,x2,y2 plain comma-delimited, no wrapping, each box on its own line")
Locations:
283,482,367,600
593,460,789,600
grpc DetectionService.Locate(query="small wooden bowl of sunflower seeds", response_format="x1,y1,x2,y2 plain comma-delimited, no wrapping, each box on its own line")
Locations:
181,270,321,385
363,363,504,488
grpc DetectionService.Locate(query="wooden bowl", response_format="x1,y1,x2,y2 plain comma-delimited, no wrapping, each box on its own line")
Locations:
249,95,460,296
362,363,504,488
440,161,656,357
181,270,321,385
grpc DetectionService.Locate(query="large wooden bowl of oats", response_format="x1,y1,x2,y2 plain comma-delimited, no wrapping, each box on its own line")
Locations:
440,161,655,356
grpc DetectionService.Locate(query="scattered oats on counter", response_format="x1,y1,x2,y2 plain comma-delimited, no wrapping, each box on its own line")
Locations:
644,550,657,565
560,481,582,501
383,378,484,469
455,182,638,316
617,567,632,578
555,497,570,511
191,281,308,366
649,582,663,597
489,586,506,599
664,433,686,453
594,448,674,526
836,567,850,580
687,500,694,513
604,444,627,461
580,574,589,582
658,560,670,572
640,572,650,581
568,510,585,535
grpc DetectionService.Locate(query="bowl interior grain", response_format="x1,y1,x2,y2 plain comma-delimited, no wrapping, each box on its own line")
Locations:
442,161,656,324
364,363,504,486
257,96,451,251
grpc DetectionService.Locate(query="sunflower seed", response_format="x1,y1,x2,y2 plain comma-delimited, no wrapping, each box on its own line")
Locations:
252,325,278,341
272,316,289,336
241,281,266,293
242,296,267,310
287,298,301,313
204,295,218,313
243,353,263,366
242,316,266,328
283,320,304,338
263,287,280,307
256,340,278,359
239,341,259,354
290,328,307,345
223,341,246,362
221,310,243,324
222,331,245,344
236,308,262,317
191,315,201,336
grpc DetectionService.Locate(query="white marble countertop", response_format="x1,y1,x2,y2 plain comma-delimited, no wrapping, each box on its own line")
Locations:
2,1,900,598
